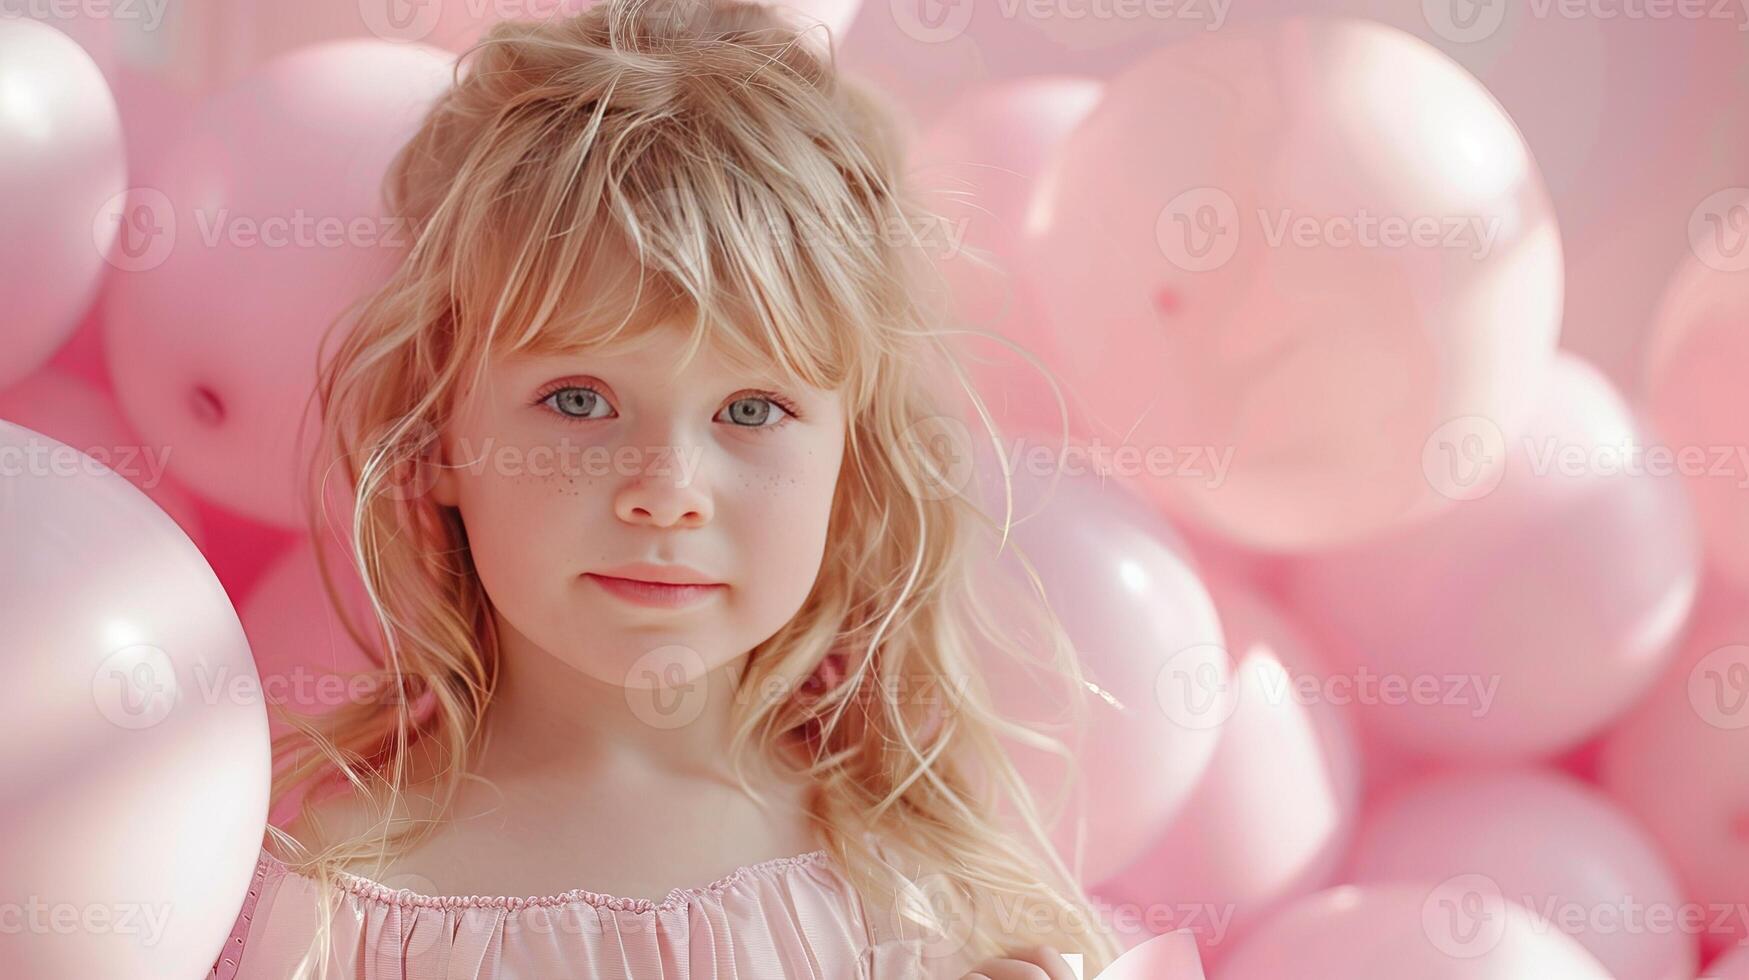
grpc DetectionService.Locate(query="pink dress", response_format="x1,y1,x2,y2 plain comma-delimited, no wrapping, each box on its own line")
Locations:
206,845,935,979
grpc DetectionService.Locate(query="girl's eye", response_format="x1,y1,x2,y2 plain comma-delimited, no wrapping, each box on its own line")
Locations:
718,396,795,431
542,386,613,421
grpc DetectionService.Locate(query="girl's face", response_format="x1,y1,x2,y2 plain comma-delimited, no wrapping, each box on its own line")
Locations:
432,324,847,688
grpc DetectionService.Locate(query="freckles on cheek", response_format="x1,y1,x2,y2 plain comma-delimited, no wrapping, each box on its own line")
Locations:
730,446,841,519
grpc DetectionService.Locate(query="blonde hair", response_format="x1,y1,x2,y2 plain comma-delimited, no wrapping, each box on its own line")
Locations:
276,0,1122,974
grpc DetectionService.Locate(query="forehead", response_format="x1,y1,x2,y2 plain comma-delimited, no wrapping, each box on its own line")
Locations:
512,328,789,382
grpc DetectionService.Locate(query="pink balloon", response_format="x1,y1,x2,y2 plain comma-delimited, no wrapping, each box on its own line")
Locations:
1096,584,1361,962
0,19,127,391
1024,17,1562,551
1599,580,1749,955
1282,353,1700,760
1,6,118,81
0,367,205,550
0,420,270,976
104,39,453,526
1217,883,1611,980
968,436,1230,884
912,77,1104,438
1643,197,1749,593
1344,767,1696,980
1096,928,1207,980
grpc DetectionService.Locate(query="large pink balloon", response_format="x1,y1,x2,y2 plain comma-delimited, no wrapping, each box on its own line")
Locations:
1217,883,1612,979
0,367,205,550
1643,196,1749,592
1096,584,1360,962
104,40,453,526
912,77,1104,438
1025,17,1562,551
1599,581,1749,955
1282,353,1700,760
1344,767,1696,980
2,7,117,81
0,420,270,976
968,435,1230,884
0,19,127,390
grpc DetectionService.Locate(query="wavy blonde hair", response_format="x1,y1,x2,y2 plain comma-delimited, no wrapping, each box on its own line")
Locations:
275,0,1121,975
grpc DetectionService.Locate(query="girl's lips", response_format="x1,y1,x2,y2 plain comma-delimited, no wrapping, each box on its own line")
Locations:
582,573,726,608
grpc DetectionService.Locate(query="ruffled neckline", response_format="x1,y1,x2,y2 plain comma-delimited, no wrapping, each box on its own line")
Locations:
262,848,837,915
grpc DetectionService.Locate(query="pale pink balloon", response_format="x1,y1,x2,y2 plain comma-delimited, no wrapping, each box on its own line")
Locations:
1704,945,1749,980
1599,580,1749,955
1643,197,1749,593
967,437,1230,884
0,18,127,390
1217,883,1612,980
1024,17,1562,551
1096,584,1361,962
1097,928,1207,980
0,420,270,977
913,77,1104,438
1344,767,1696,980
104,39,453,526
1282,353,1700,760
0,367,205,550
2,6,118,81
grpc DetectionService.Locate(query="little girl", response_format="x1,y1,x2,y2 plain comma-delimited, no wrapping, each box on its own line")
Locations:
210,1,1124,976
